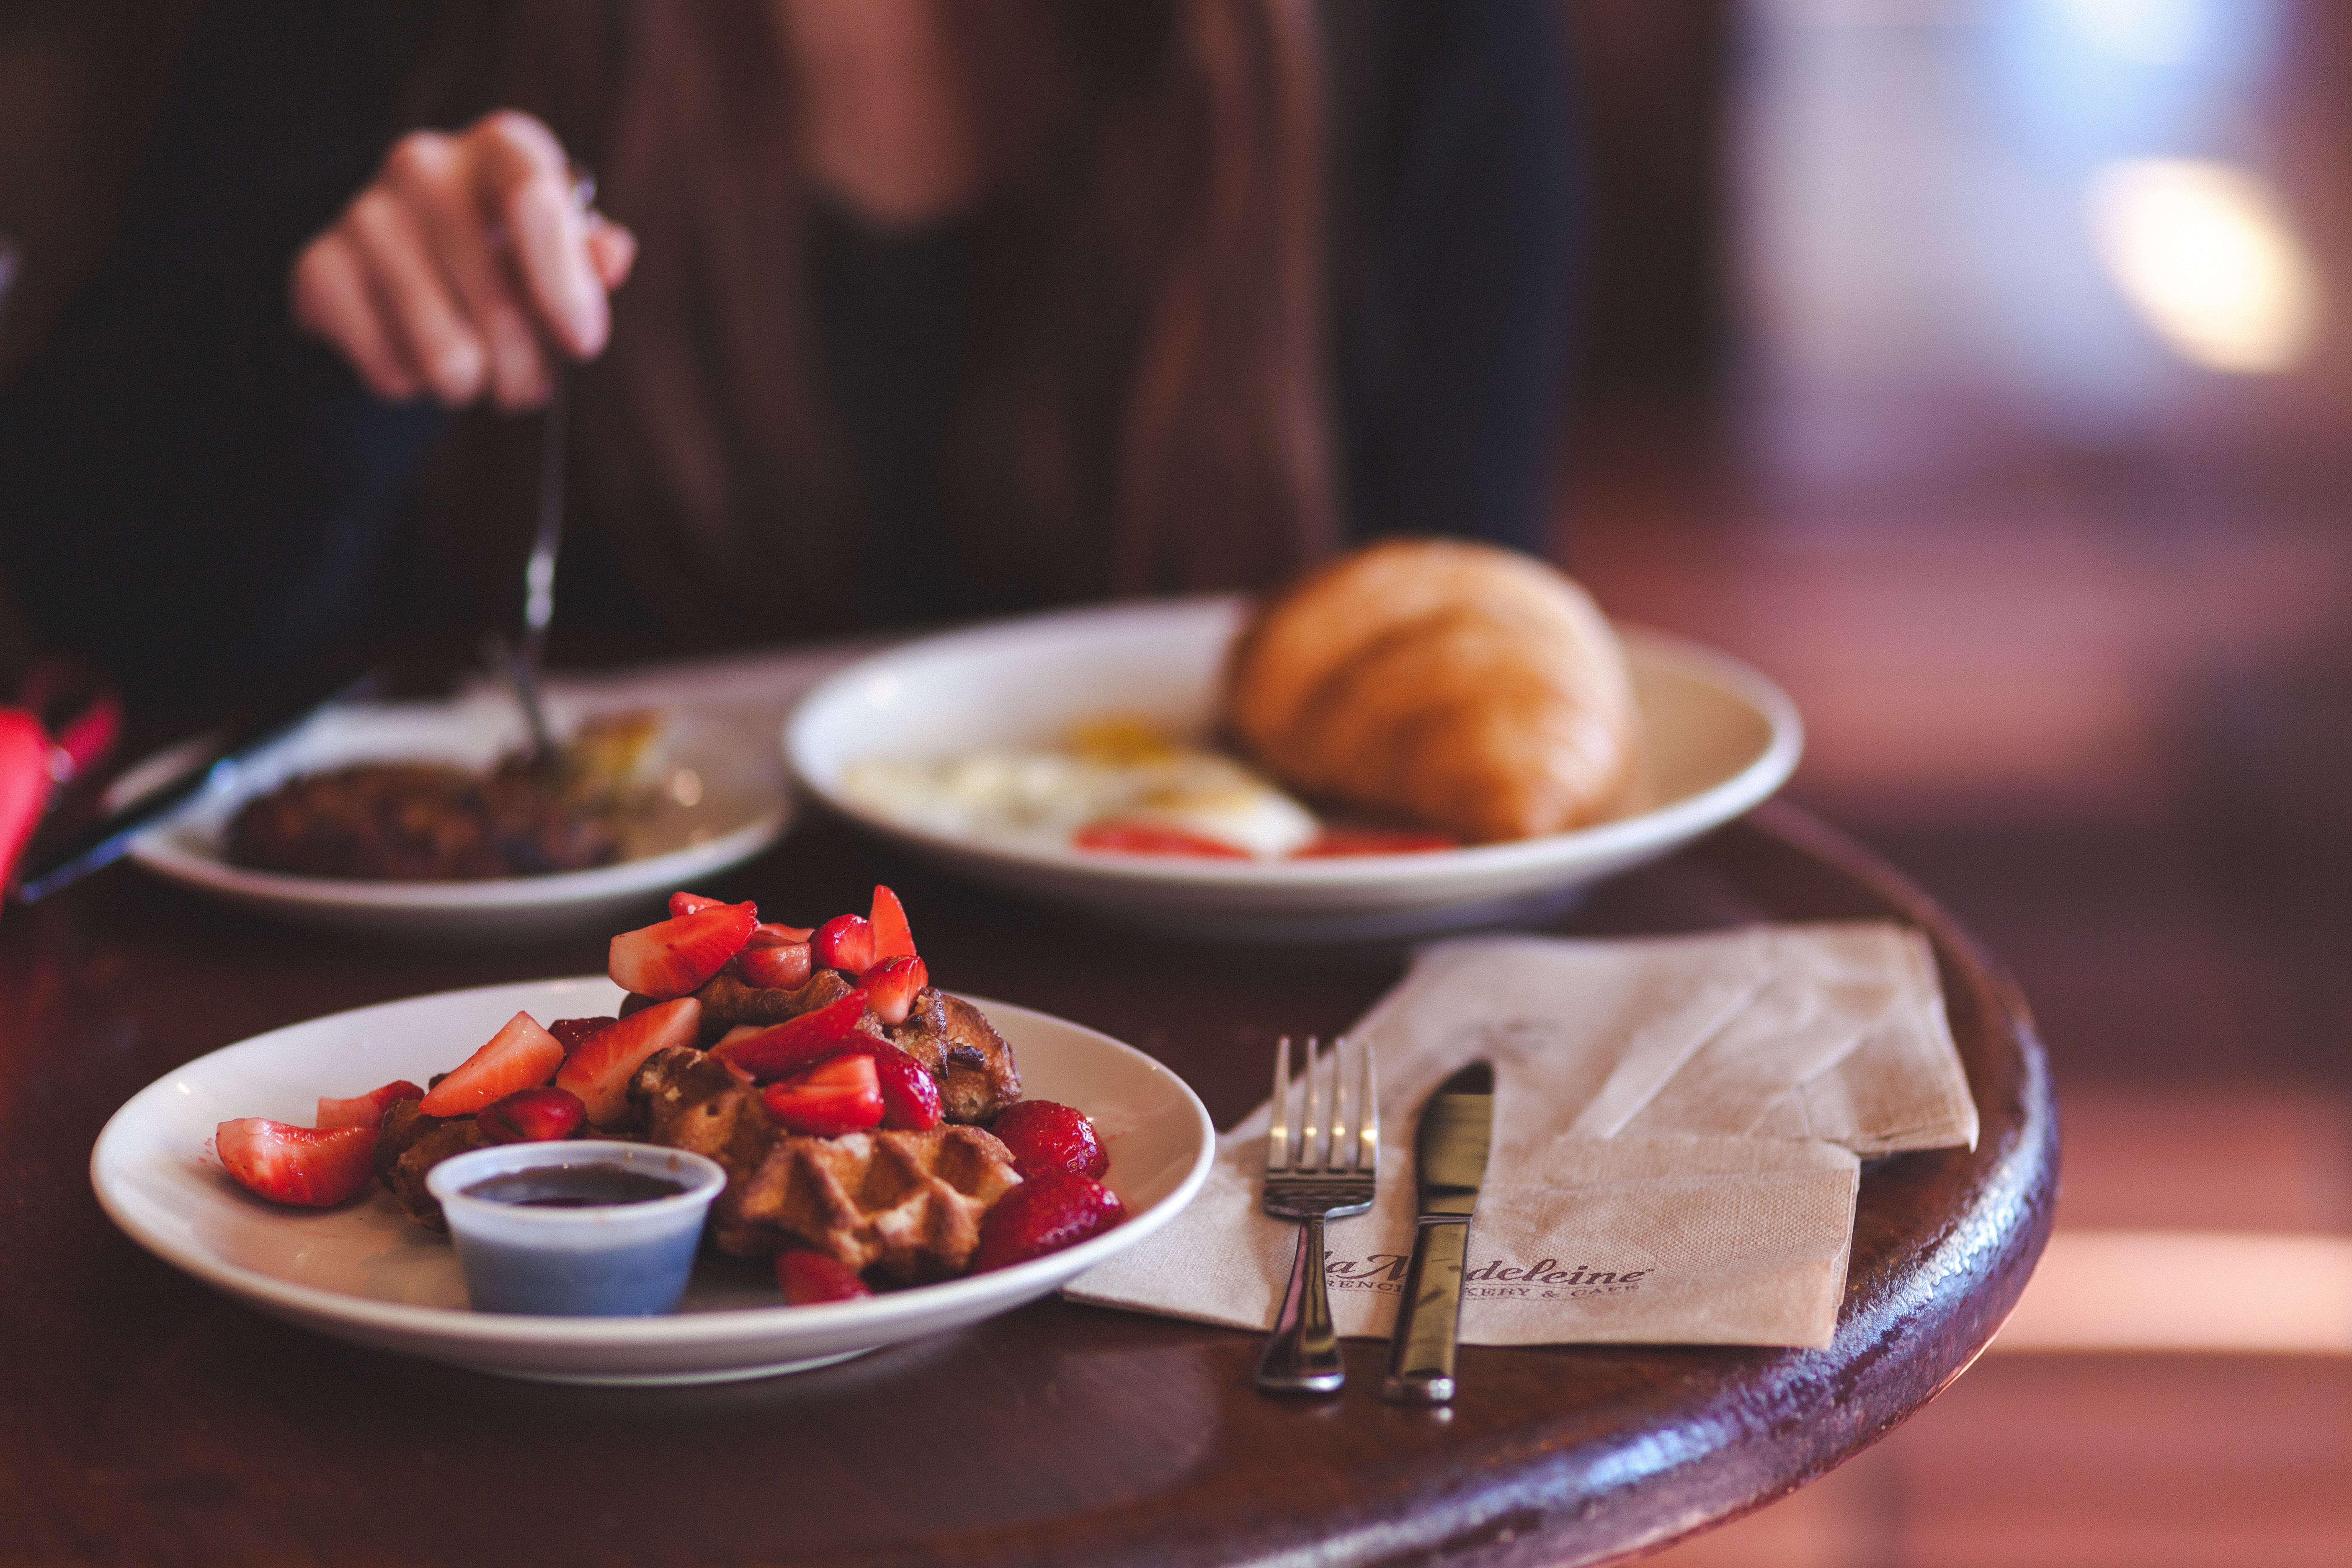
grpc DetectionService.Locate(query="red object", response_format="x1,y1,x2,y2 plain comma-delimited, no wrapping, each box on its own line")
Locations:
989,1100,1107,1180
418,1011,566,1117
811,913,875,974
857,1040,942,1131
710,990,870,1082
745,922,814,946
1293,828,1459,857
553,996,703,1126
861,955,928,1026
735,941,813,991
868,885,917,960
476,1086,588,1144
971,1172,1125,1272
0,711,50,892
547,1016,619,1052
1071,821,1251,859
215,1119,379,1208
315,1079,426,1130
668,891,749,919
609,902,759,999
761,1054,885,1136
775,1251,873,1305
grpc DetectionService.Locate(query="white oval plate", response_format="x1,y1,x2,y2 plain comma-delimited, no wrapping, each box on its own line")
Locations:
786,598,1803,940
127,698,789,942
91,980,1215,1385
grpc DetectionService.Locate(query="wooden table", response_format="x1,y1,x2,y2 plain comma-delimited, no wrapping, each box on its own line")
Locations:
0,798,2054,1568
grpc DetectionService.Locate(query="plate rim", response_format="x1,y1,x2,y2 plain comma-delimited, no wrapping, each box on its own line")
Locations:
90,980,1217,1353
783,596,1804,889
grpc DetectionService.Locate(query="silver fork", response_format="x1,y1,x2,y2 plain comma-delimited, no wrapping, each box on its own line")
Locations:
1256,1035,1378,1394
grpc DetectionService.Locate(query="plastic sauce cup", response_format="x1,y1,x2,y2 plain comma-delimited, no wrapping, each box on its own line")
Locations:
426,1141,727,1316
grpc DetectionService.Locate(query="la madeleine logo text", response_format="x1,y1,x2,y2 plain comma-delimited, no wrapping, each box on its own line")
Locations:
1324,1254,1653,1299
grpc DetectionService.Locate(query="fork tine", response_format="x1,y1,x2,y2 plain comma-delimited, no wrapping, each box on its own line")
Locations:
1358,1041,1378,1173
1330,1037,1351,1168
1300,1036,1323,1171
1268,1035,1292,1171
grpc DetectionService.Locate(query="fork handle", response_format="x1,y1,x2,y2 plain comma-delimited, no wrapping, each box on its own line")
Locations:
1256,1213,1344,1394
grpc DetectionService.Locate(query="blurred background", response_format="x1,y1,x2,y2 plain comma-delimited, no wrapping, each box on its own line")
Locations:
3,1,2346,1561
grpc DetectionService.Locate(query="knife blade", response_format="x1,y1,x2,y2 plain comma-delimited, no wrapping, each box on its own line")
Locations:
8,666,383,903
1382,1059,1494,1404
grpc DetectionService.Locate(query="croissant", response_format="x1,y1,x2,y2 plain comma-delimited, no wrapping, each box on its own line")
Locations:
1222,539,1639,843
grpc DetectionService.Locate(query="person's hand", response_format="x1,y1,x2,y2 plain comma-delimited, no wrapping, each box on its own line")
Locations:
291,111,637,410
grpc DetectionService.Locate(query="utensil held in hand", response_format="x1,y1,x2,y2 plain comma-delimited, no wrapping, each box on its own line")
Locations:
1383,1059,1493,1404
1256,1035,1377,1395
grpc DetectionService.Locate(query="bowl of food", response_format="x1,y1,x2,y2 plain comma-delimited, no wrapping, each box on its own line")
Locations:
128,696,789,941
786,545,1803,941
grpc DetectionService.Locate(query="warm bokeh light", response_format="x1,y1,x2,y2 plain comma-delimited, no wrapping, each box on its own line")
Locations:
2088,156,2323,373
1994,1230,2352,1353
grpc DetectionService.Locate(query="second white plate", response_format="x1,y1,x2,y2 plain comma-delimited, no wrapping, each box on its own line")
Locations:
786,598,1803,940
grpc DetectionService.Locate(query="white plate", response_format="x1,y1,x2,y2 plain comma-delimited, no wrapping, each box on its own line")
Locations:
128,697,789,942
786,598,1803,940
90,979,1215,1385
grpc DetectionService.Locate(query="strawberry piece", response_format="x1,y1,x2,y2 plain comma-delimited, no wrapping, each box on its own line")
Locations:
668,891,750,919
0,711,50,892
854,1039,942,1131
609,901,759,999
476,1086,588,1144
1293,828,1458,857
761,1054,885,1136
861,955,928,1027
735,941,813,991
990,1100,1107,1179
710,990,870,1082
868,885,917,961
745,922,815,946
776,1250,873,1305
971,1171,1125,1272
315,1079,426,1130
418,1011,566,1117
1072,822,1251,858
216,1119,379,1207
811,913,875,974
552,996,703,1126
548,1016,620,1052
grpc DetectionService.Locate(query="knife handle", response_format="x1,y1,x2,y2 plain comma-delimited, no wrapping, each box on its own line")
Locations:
1383,1218,1470,1404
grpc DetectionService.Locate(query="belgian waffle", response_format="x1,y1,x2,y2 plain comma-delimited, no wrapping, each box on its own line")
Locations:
632,1045,1023,1282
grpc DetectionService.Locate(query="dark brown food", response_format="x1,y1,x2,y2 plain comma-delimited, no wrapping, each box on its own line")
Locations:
631,1046,1021,1280
226,760,624,880
688,970,856,1041
874,991,1021,1124
373,1098,488,1230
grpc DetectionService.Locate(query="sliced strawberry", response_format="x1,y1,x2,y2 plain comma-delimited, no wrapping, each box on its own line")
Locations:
745,922,815,946
1072,822,1250,858
868,885,917,961
548,1015,620,1052
668,891,750,919
971,1171,1125,1272
216,1119,379,1208
811,913,875,974
735,941,813,991
776,1250,873,1305
610,902,759,999
476,1086,588,1144
1293,828,1458,857
710,990,869,1083
860,1041,942,1131
990,1100,1107,1179
861,955,928,1027
552,996,704,1126
315,1079,426,1130
761,1054,885,1136
418,1011,566,1117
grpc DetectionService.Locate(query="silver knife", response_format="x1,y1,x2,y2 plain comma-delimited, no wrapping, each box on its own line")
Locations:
1382,1060,1494,1404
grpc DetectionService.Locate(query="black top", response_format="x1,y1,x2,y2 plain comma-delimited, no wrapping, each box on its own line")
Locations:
0,0,1577,702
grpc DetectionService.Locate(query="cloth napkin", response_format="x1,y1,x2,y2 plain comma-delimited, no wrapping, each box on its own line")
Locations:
1065,922,1976,1349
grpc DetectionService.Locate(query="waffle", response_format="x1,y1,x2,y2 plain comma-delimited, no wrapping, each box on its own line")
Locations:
632,1046,1023,1283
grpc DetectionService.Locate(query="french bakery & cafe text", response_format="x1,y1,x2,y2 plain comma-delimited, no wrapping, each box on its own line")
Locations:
1324,1254,1652,1300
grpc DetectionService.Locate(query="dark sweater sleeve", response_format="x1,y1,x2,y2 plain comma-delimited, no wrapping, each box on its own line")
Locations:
0,1,449,702
1323,0,1579,554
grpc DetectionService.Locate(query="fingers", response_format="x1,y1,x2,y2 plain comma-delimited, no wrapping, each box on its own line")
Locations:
288,110,632,410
